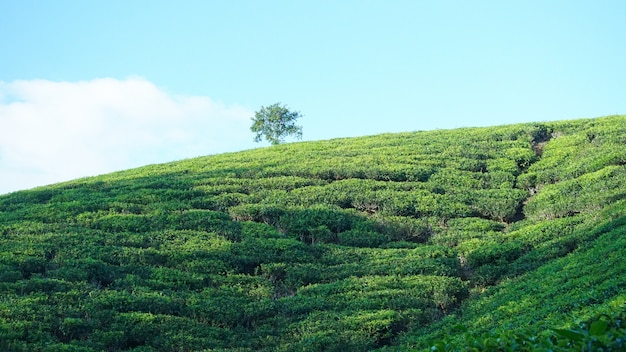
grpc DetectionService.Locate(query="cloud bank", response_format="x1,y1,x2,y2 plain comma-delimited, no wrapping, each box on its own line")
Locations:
0,77,254,194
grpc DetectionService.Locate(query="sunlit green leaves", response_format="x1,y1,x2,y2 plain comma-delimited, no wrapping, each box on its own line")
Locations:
0,115,625,350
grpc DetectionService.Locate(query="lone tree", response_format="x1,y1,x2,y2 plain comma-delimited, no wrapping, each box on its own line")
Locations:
251,103,303,145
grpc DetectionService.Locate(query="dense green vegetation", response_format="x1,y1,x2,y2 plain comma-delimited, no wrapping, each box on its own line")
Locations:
1,115,624,351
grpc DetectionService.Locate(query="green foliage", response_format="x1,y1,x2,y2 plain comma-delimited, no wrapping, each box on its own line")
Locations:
1,115,625,351
429,311,626,351
250,102,303,145
524,165,626,220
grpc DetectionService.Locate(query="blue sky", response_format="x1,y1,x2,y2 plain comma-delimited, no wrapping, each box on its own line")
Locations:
1,0,625,194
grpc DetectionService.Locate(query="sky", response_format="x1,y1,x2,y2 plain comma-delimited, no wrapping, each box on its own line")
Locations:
1,0,625,194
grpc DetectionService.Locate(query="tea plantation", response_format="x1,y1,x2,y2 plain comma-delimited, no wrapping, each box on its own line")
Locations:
1,115,624,351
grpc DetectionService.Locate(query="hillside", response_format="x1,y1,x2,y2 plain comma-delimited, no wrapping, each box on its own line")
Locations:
1,115,625,351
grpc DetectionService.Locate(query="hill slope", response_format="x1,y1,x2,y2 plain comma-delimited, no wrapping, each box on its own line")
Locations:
1,115,625,351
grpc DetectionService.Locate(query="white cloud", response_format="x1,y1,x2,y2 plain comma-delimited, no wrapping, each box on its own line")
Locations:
0,77,255,194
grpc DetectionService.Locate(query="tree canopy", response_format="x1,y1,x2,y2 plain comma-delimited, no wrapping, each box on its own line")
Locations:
251,102,303,145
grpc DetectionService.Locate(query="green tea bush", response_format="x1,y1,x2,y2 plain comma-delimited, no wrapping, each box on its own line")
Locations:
429,312,626,352
1,115,624,351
